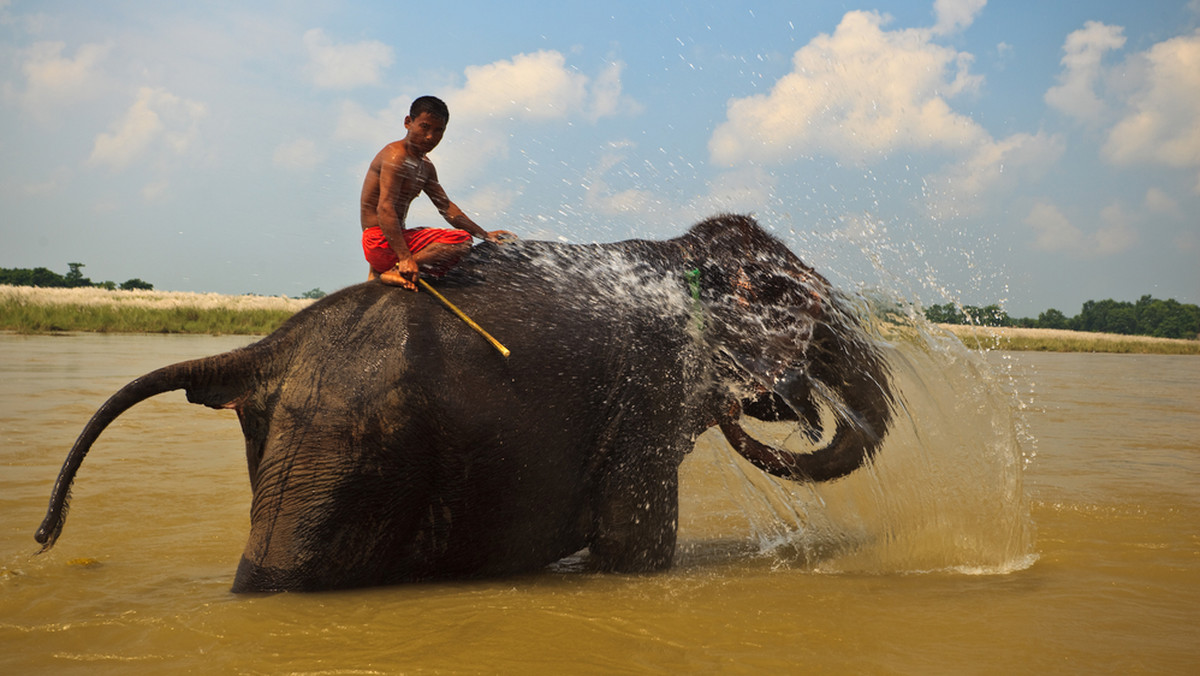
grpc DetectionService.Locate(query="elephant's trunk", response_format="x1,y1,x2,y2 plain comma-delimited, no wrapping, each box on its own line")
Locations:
34,350,254,552
721,319,893,483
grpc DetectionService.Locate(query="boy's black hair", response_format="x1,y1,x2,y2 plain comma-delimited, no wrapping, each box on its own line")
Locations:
410,95,449,122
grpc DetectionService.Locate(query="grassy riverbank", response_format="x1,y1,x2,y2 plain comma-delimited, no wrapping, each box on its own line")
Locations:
0,285,313,335
2,285,1197,354
940,324,1200,355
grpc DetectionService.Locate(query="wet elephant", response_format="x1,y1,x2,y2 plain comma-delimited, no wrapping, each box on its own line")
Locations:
36,214,893,592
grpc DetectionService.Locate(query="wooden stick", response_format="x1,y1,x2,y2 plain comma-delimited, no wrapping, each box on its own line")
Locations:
418,278,511,358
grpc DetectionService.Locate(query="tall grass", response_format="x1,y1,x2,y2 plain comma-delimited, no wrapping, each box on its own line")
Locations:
942,324,1200,355
0,285,312,335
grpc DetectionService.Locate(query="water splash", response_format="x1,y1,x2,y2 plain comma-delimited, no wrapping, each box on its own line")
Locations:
679,291,1035,575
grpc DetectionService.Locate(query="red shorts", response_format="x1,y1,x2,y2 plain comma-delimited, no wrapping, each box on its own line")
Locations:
362,226,472,273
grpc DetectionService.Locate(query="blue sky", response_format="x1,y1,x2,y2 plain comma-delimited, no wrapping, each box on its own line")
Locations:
2,0,1197,317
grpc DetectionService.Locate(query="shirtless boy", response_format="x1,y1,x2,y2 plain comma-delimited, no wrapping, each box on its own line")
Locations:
360,95,515,290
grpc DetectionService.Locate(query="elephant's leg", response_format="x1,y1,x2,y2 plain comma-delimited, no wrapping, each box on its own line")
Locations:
589,454,679,573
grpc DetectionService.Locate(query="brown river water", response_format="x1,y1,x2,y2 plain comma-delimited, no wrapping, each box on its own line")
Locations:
1,332,1197,674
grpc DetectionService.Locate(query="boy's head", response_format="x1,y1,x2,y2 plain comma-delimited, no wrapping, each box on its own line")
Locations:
410,96,449,123
404,96,450,155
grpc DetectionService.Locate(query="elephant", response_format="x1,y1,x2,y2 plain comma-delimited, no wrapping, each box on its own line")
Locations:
36,214,893,592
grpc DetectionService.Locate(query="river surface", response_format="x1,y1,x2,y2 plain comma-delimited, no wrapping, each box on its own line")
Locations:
1,333,1197,674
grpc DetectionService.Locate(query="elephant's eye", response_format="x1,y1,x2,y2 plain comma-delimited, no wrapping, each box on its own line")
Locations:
755,273,795,305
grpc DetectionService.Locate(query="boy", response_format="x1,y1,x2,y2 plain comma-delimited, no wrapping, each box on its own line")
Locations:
360,95,515,290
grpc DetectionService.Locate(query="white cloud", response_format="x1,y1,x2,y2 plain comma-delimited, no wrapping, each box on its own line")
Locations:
708,10,987,166
272,138,323,170
17,40,110,113
89,86,207,169
1046,24,1200,181
587,60,641,121
931,0,987,36
303,28,393,90
1024,201,1136,257
927,131,1065,218
447,50,593,121
995,41,1013,63
1102,29,1200,170
1044,22,1126,124
1144,186,1180,217
1026,202,1085,253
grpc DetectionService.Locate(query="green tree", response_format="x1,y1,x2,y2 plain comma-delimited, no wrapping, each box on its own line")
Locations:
1077,299,1135,334
65,262,87,287
1037,308,1069,329
0,266,67,287
924,303,966,324
964,304,1011,327
300,288,326,300
120,278,154,290
1133,295,1200,339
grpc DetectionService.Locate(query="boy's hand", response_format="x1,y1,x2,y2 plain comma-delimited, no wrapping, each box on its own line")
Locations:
485,230,518,244
380,258,419,291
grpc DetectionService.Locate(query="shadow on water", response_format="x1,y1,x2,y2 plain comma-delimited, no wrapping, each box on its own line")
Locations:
675,290,1036,576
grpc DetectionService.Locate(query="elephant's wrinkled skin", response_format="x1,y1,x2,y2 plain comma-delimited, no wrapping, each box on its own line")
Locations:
36,215,893,592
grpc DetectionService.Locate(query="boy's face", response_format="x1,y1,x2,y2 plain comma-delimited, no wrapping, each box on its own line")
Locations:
404,112,447,155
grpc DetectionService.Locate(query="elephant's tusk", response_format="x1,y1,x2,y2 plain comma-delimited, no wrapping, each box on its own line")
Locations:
418,278,511,358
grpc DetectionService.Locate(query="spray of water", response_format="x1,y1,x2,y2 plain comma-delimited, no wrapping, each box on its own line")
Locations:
678,291,1034,575
672,203,1036,576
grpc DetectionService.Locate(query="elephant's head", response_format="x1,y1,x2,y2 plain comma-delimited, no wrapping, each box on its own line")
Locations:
679,215,893,482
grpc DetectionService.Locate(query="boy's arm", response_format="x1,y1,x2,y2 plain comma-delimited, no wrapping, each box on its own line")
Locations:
425,167,516,243
376,145,420,290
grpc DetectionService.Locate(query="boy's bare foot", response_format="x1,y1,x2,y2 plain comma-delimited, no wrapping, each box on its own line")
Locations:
379,265,417,290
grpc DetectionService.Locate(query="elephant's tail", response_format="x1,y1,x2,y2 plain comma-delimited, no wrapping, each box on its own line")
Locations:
35,349,256,552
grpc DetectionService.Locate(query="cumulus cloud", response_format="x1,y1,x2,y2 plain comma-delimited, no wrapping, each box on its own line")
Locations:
1102,29,1200,171
89,86,207,169
1046,24,1200,189
445,50,636,122
1044,21,1126,124
1144,186,1181,217
931,0,987,36
708,10,987,167
1026,202,1083,252
303,28,393,90
927,131,1065,218
588,61,642,121
17,40,110,113
450,50,588,119
1024,201,1136,257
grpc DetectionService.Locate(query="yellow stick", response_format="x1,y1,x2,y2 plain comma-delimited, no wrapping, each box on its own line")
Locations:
418,278,511,358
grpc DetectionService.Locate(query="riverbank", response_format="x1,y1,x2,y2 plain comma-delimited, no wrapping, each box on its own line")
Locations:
2,285,1196,354
940,324,1200,355
0,285,313,335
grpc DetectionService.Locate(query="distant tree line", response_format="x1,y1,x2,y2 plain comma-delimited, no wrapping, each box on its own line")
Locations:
925,295,1200,340
0,263,153,291
1,262,328,299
